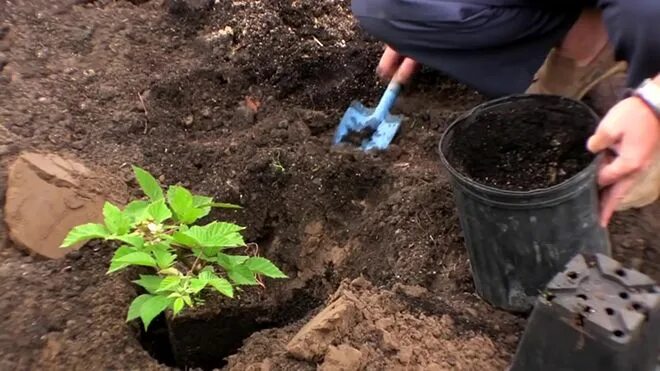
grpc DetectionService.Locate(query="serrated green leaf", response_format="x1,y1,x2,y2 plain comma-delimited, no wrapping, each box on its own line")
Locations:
152,248,176,270
245,257,287,278
111,234,144,248
127,294,152,322
133,166,164,201
172,231,200,248
115,252,157,268
124,200,150,224
216,254,249,270
108,246,138,274
227,265,258,285
192,195,214,207
103,202,132,235
182,222,245,249
173,297,185,316
133,275,163,294
157,276,181,292
60,223,109,248
209,276,234,298
182,295,192,306
189,278,207,294
198,270,214,282
140,295,172,330
211,202,242,209
148,199,172,223
167,185,194,219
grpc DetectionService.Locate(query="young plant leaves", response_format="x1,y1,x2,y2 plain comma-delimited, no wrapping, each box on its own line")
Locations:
167,185,207,224
245,257,288,278
133,166,164,201
124,200,150,224
152,248,176,270
133,275,164,294
189,278,208,294
227,265,258,286
115,252,157,268
61,223,109,248
140,295,172,330
173,297,185,316
183,222,245,249
112,234,145,248
216,254,249,271
157,276,181,292
148,199,172,223
127,294,152,322
103,202,132,235
206,272,234,298
108,245,138,274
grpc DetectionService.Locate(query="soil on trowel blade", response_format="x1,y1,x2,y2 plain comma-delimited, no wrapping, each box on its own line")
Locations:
0,0,657,370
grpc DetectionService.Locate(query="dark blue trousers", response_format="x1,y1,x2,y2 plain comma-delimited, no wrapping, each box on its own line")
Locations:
352,0,660,97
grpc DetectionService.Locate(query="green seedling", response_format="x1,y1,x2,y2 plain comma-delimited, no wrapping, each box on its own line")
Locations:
60,166,287,330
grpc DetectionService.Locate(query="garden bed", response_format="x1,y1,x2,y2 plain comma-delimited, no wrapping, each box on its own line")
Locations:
0,0,658,370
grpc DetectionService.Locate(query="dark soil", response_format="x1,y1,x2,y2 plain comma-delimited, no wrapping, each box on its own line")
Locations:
0,1,658,370
445,97,597,191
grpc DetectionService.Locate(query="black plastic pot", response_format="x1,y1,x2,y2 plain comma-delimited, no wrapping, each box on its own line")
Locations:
439,94,611,312
510,253,660,371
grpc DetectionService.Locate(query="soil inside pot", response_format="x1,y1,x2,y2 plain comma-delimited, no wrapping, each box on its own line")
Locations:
445,98,598,191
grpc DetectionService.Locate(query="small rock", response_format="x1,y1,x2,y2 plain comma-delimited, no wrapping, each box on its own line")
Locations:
319,344,363,371
4,152,128,259
183,114,194,127
286,296,358,361
394,283,428,298
379,329,399,352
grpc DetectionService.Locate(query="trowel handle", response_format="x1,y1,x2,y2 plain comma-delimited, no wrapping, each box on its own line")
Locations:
373,81,401,121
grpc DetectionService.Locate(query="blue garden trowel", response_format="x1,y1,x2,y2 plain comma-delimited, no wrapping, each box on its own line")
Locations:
333,81,402,151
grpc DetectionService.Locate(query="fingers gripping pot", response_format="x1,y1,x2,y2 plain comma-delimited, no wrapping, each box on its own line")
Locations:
439,94,611,312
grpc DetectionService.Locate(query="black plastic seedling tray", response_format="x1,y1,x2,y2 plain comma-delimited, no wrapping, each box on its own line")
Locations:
510,253,659,371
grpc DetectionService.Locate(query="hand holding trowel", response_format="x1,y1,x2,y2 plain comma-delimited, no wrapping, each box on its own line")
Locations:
333,47,419,151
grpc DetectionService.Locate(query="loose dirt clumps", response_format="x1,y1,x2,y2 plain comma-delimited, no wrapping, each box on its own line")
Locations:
227,278,512,370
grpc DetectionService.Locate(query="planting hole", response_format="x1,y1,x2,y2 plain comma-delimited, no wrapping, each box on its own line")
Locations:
567,271,578,279
615,269,626,277
576,294,588,300
605,308,615,316
136,283,323,370
619,292,630,300
613,330,624,338
632,303,642,311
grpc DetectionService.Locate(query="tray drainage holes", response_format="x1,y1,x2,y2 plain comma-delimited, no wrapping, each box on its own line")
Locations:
576,294,588,300
567,271,579,279
583,305,593,313
631,303,643,311
649,287,658,294
545,293,556,302
615,269,626,277
613,330,624,338
606,308,615,316
619,292,630,300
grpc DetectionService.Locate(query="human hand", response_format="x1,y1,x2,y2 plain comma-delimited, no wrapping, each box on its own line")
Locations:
587,96,660,226
377,45,419,84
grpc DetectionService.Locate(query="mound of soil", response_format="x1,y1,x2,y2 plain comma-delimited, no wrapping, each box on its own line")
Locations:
445,97,597,191
0,0,658,370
